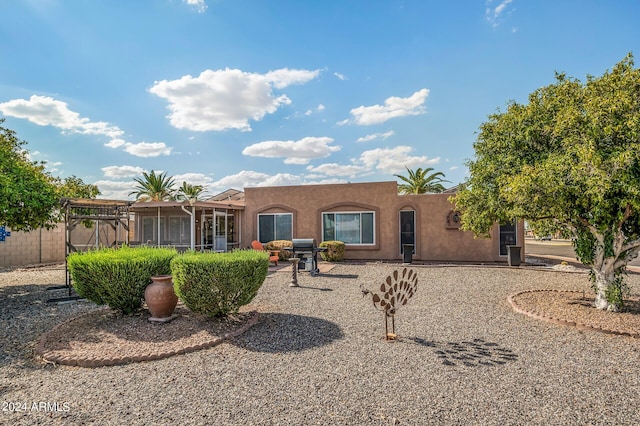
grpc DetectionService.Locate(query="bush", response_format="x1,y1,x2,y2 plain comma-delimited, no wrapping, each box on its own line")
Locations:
171,250,269,318
265,240,293,261
67,246,177,314
319,240,345,262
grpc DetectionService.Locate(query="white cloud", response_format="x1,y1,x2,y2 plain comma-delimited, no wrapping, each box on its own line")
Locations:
0,95,170,159
104,138,126,148
485,0,514,28
104,138,172,158
359,146,439,174
264,68,321,89
306,146,439,179
101,165,146,178
209,170,349,192
0,95,124,138
174,172,215,189
183,0,207,13
334,72,346,80
449,165,459,171
305,163,367,178
356,130,395,143
304,104,326,117
92,180,137,200
149,67,321,132
342,89,429,126
210,170,302,191
242,136,340,165
46,161,63,174
122,142,172,158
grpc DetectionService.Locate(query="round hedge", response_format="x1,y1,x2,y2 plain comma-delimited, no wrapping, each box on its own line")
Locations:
319,240,345,262
67,246,177,314
171,250,269,318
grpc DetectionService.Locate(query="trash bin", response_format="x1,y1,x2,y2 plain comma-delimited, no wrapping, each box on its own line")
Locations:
507,245,521,267
402,244,414,264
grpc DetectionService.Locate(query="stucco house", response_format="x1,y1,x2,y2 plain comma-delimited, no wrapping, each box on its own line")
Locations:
0,182,524,268
241,181,524,263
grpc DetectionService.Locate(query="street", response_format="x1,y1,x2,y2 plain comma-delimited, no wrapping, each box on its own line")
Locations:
525,238,640,267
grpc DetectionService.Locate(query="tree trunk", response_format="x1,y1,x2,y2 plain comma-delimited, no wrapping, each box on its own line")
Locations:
592,265,619,312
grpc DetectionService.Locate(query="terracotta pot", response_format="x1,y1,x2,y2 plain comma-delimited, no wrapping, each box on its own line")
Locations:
145,275,178,319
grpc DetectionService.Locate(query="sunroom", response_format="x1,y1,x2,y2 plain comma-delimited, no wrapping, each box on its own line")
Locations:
129,200,244,252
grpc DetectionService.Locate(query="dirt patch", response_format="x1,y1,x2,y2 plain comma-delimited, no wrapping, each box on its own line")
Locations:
509,290,640,337
36,305,259,367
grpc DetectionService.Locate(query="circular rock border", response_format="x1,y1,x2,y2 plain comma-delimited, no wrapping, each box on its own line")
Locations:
36,309,260,368
508,290,640,339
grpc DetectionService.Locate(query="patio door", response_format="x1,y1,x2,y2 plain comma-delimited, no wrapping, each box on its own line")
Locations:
203,211,233,251
399,210,415,254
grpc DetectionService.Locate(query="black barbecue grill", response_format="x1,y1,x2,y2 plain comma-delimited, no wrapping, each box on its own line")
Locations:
289,238,326,276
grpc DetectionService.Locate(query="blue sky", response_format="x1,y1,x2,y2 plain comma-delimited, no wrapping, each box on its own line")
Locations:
1,0,639,200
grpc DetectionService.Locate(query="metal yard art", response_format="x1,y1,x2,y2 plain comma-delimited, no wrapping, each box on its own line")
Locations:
362,267,418,340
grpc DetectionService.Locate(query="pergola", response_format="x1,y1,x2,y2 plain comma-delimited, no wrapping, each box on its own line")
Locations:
51,198,133,302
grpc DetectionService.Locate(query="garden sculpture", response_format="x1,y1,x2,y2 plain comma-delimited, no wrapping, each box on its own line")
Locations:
362,268,418,340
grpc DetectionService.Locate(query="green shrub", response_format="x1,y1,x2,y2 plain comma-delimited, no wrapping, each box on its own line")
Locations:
171,250,269,318
265,240,293,260
67,246,177,314
319,240,345,262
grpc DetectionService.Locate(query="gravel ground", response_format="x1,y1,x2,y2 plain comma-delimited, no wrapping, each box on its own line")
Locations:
1,263,640,425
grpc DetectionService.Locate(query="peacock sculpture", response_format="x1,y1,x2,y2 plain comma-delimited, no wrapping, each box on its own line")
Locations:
362,267,418,340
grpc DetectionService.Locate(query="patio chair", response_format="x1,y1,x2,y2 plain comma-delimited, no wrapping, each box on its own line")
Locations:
251,240,280,266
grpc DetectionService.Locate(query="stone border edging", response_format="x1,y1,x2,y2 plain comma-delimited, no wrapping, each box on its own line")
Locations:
508,290,640,339
35,310,260,368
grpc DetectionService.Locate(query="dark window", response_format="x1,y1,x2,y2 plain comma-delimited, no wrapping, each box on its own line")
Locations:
499,221,517,256
322,211,375,245
258,213,292,243
400,210,415,253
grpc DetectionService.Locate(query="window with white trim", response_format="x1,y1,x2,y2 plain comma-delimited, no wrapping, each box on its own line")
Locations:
322,212,374,244
258,213,292,243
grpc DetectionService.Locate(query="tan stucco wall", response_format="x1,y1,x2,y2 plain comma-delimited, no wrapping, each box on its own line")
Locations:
243,181,525,263
0,226,66,267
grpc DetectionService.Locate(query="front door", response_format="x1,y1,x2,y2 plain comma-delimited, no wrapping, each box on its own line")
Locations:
400,210,415,254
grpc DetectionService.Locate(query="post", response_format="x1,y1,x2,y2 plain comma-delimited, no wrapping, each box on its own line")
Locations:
288,257,300,287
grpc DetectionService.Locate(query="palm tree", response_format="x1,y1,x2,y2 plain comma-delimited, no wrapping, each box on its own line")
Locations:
129,170,176,201
176,181,206,203
394,166,449,194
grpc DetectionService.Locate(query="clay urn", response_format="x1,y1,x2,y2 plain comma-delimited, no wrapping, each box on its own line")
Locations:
145,275,178,320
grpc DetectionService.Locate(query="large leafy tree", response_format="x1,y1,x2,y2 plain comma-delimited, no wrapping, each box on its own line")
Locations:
129,170,176,201
454,54,640,312
0,120,59,231
394,166,449,194
176,181,206,203
56,175,100,199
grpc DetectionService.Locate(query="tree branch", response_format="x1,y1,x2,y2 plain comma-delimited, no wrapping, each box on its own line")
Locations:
617,203,632,230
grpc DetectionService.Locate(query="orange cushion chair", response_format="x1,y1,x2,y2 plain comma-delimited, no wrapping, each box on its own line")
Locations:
251,240,279,266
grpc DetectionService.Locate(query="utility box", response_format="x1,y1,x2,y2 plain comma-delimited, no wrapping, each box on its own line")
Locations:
507,245,522,267
402,244,414,264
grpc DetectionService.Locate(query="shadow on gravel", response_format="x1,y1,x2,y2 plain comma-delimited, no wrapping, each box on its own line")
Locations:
291,285,333,291
233,313,343,353
0,283,94,369
322,274,359,279
403,337,518,367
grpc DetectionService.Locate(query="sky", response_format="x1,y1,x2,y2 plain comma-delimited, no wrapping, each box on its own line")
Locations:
1,0,639,200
